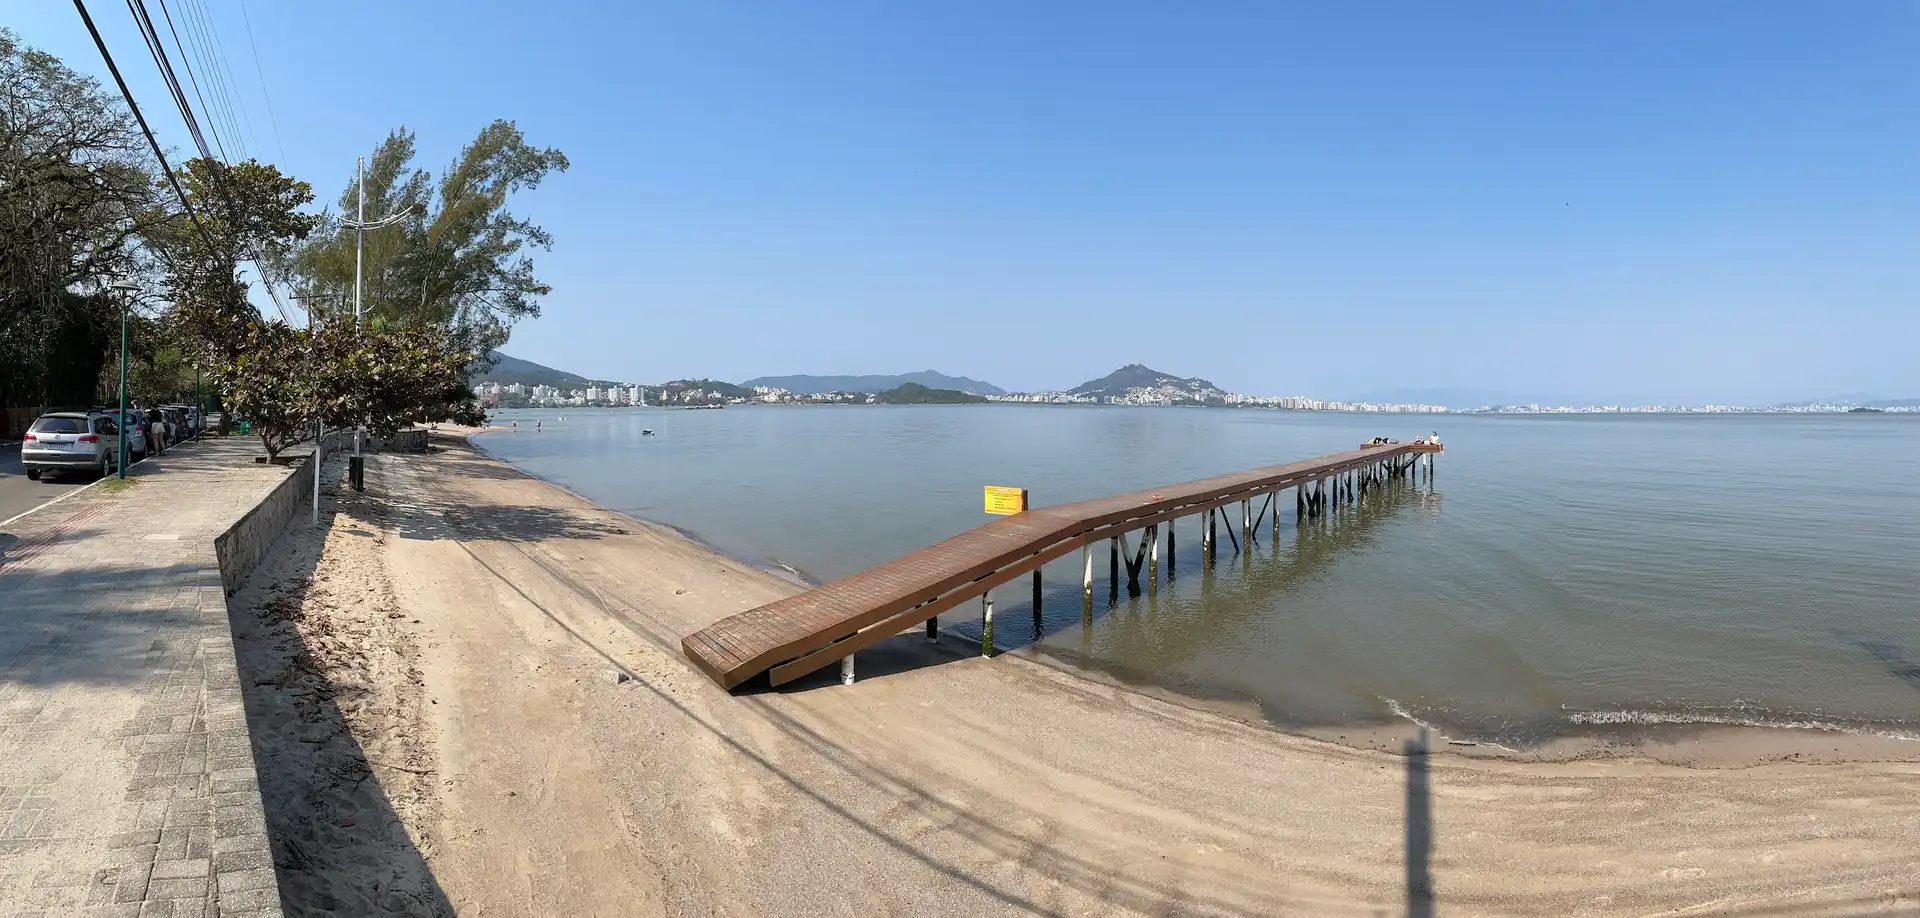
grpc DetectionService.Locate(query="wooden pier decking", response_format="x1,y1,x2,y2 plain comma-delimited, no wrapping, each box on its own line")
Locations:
683,441,1439,690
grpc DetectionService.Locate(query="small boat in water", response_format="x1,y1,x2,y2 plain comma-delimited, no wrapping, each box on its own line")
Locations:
641,429,655,436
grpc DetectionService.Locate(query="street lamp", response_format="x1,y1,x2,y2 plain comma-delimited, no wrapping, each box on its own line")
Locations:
108,280,140,480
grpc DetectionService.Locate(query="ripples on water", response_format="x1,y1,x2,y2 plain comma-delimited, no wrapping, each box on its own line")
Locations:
477,407,1920,745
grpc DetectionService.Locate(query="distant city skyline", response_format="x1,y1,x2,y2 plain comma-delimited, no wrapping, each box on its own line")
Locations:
12,3,1918,405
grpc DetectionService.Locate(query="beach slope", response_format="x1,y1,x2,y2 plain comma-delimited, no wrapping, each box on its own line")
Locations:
231,433,1920,916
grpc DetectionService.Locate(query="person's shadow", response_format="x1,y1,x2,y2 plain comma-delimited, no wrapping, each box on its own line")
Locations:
1405,728,1434,917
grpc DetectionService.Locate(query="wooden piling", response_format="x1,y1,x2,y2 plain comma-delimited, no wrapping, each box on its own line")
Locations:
981,590,994,657
1168,519,1177,576
1031,569,1043,633
1148,523,1159,586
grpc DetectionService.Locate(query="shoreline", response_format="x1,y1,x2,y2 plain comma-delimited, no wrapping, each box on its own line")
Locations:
231,432,1920,914
463,425,1920,769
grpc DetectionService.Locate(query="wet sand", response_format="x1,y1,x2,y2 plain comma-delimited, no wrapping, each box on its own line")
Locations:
230,431,1920,916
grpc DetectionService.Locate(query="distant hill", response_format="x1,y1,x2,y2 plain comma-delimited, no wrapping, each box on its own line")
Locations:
871,383,989,405
657,378,755,399
477,353,620,389
742,370,1004,396
1069,364,1223,401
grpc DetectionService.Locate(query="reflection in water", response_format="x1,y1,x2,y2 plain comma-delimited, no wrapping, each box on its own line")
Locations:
1034,473,1437,678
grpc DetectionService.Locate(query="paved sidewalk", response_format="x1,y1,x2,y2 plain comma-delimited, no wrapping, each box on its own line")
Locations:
0,437,297,917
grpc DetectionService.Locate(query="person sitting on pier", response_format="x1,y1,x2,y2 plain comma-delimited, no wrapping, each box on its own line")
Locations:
1429,430,1442,446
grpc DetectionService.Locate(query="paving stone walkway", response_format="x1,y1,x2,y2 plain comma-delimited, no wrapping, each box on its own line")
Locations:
0,437,297,917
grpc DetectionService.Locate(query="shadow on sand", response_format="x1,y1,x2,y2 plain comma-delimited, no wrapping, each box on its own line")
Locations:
227,455,453,916
1405,727,1434,917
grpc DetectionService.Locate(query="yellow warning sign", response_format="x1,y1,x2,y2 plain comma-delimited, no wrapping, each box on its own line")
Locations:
983,486,1028,516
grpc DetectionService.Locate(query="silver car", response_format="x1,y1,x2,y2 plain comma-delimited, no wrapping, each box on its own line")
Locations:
21,412,124,481
96,409,148,459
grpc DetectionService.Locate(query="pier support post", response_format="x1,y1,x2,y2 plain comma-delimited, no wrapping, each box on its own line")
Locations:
1207,509,1217,564
1148,524,1159,587
1241,500,1251,546
981,590,994,657
1297,485,1306,521
1082,543,1093,598
1168,519,1177,576
841,654,855,686
1109,536,1119,596
927,614,938,643
1032,569,1043,636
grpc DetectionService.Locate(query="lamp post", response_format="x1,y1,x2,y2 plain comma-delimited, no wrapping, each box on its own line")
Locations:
108,280,140,479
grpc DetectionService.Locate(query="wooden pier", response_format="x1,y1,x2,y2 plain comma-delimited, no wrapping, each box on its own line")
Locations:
683,440,1442,690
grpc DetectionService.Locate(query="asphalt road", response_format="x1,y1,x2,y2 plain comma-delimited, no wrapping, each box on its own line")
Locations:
0,442,99,523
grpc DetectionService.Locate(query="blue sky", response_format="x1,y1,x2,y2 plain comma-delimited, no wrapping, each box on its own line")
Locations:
16,2,1919,403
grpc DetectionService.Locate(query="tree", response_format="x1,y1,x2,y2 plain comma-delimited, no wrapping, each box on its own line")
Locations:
290,122,568,359
308,322,483,438
0,29,164,408
212,321,311,461
216,318,483,461
151,158,316,366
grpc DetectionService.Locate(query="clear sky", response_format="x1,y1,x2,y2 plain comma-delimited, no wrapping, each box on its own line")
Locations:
15,2,1919,404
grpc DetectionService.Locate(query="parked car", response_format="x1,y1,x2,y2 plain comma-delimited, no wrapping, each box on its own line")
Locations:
94,409,148,459
160,407,190,443
162,404,202,437
21,412,123,480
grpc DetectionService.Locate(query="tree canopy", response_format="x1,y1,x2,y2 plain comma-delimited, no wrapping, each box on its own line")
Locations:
290,122,568,357
0,28,163,408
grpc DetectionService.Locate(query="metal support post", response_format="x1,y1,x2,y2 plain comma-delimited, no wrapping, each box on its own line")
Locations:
841,654,855,686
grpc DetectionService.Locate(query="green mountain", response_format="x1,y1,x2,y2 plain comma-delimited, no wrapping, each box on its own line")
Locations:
1068,364,1223,400
477,353,621,389
871,383,989,404
742,370,1004,396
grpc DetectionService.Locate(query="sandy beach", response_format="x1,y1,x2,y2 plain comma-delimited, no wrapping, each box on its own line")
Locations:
226,431,1920,916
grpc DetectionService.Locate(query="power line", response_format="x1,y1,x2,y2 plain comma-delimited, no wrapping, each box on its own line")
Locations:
128,0,219,163
174,0,248,160
234,0,284,161
184,0,262,159
71,0,215,253
150,0,231,163
86,0,295,322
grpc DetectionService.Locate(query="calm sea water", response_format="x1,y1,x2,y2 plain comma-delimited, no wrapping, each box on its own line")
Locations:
475,406,1920,745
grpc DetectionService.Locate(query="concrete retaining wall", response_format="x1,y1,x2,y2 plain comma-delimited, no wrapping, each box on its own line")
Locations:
213,434,346,594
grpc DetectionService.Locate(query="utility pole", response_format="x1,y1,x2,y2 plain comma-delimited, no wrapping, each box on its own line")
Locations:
337,157,415,478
